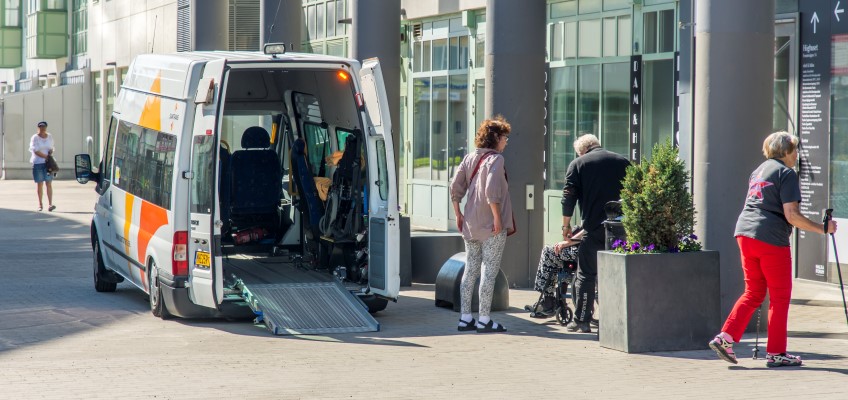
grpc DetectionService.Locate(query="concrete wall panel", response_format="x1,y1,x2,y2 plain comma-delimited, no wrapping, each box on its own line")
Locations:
116,17,132,66
402,0,486,19
2,85,87,180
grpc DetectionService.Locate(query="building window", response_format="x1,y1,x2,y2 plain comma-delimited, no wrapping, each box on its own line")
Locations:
72,0,86,56
302,0,348,56
547,66,576,189
409,17,470,183
4,0,21,26
602,62,629,157
29,0,66,12
643,9,675,54
229,0,260,51
548,13,630,61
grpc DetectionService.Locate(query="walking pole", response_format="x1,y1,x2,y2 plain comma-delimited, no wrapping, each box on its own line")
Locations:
752,306,762,359
823,209,848,326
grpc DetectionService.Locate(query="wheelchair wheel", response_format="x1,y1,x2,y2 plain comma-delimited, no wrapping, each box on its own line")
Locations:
556,305,573,326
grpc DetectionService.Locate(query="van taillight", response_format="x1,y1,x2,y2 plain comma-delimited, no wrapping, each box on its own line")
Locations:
172,231,188,276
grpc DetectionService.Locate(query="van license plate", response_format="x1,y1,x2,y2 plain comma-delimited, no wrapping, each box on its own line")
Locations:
195,250,211,268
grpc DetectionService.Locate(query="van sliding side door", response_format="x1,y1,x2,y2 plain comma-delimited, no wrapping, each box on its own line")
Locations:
187,60,227,309
358,59,400,300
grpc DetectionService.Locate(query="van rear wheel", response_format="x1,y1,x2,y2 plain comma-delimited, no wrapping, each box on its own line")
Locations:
361,295,388,314
148,262,173,319
93,241,117,293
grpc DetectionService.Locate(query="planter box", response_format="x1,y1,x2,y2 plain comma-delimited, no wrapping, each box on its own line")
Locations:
598,250,721,353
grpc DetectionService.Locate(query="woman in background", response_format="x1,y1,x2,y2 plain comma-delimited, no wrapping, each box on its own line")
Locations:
449,116,513,333
709,131,837,367
29,121,56,212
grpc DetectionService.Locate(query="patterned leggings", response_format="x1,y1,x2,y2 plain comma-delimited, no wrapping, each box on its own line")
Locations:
533,244,579,296
460,232,507,317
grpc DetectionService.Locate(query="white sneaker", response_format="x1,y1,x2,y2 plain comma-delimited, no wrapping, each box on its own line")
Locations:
708,333,737,364
766,353,802,368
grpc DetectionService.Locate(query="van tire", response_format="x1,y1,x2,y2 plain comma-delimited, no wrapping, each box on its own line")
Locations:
361,295,388,314
148,262,173,320
93,241,117,293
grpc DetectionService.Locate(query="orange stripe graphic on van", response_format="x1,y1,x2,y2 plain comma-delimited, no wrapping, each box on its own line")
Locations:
138,73,162,131
138,200,168,267
124,193,135,280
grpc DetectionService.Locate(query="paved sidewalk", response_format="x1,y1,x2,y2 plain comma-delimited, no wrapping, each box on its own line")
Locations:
0,179,847,399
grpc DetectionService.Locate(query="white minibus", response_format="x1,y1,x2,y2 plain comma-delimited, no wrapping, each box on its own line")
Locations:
75,46,399,332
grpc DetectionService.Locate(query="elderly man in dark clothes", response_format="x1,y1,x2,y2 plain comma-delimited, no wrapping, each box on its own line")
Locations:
560,134,630,333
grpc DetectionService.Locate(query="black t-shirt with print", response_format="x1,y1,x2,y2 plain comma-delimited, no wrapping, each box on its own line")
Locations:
734,158,802,247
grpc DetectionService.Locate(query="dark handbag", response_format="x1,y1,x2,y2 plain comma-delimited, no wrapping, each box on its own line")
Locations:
468,152,517,236
46,154,59,173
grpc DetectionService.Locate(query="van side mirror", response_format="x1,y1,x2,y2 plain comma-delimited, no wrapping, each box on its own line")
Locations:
75,154,93,184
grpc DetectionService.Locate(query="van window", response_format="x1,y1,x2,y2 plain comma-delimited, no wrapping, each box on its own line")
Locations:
303,122,329,176
191,135,216,214
113,120,177,209
294,92,322,123
376,139,389,200
336,128,354,152
102,117,117,182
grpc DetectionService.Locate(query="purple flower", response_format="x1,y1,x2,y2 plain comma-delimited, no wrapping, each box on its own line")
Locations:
632,242,641,251
689,234,698,240
646,244,656,251
612,239,624,249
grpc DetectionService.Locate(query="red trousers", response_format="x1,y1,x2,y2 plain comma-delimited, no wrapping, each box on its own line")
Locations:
722,236,793,354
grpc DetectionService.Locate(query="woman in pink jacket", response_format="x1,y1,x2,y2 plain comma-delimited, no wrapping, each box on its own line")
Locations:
450,116,514,333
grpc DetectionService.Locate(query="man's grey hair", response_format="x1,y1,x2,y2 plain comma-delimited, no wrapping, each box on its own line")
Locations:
574,134,601,155
762,131,798,159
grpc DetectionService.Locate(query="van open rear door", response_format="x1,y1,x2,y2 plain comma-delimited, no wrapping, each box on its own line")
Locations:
187,59,227,309
359,59,400,300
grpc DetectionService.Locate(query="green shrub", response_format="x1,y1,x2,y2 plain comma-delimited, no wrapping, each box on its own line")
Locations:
619,140,699,253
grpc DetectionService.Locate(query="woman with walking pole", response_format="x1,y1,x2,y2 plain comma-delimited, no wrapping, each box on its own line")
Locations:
709,132,837,367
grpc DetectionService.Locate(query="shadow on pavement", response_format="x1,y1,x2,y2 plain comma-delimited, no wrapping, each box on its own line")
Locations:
0,207,149,354
175,285,599,346
788,330,848,340
728,350,848,374
790,298,848,308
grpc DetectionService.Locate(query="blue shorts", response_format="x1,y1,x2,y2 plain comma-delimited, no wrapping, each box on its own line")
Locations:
32,163,53,183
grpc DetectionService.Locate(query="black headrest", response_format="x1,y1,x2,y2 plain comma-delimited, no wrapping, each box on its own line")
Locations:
241,126,271,149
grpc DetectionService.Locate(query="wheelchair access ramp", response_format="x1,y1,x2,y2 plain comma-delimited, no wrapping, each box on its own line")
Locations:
226,256,379,335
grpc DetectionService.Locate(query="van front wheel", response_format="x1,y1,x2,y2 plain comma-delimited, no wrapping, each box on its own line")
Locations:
148,262,173,320
93,241,117,293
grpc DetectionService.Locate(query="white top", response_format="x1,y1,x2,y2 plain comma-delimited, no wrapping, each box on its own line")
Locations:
29,133,54,164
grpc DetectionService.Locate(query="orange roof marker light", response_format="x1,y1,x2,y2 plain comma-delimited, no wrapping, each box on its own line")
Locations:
337,70,350,81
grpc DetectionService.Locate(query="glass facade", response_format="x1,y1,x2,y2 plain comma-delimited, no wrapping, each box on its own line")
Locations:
72,0,85,56
296,0,683,232
0,0,22,68
542,0,678,241
26,1,68,59
831,35,848,217
302,0,349,57
404,15,475,227
546,2,637,191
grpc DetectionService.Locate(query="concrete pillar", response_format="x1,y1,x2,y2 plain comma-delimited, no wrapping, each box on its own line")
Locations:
191,0,228,51
261,0,302,51
350,0,401,180
693,0,774,321
485,0,546,287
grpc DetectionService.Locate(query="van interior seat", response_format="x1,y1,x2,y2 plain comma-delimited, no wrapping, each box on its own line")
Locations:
229,126,282,226
290,137,325,240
